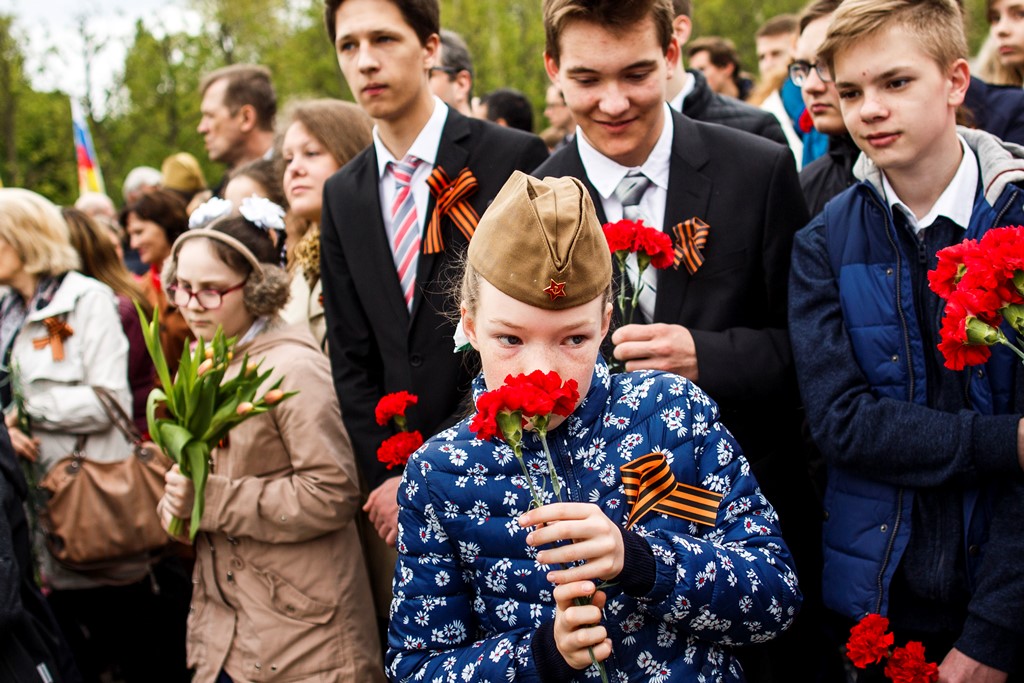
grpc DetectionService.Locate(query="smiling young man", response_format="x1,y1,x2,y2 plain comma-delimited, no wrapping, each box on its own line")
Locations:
533,2,824,679
789,0,1024,680
319,0,548,552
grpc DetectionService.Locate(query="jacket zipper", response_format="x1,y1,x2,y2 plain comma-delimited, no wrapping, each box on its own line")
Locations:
870,191,912,613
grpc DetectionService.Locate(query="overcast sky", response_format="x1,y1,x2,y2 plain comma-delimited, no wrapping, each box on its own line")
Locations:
1,0,199,114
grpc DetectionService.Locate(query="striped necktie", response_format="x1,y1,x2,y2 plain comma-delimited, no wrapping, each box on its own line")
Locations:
389,155,422,310
614,171,656,322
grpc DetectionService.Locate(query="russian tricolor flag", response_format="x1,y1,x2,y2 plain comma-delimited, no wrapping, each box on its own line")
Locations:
71,98,105,196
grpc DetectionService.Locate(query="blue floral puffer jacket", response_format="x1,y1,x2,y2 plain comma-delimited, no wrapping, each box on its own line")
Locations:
387,363,801,682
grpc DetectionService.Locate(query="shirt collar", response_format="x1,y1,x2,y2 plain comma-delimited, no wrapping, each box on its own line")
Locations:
577,102,674,199
373,96,450,178
882,135,978,234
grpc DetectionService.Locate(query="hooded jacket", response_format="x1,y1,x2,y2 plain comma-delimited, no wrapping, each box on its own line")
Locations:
789,127,1024,671
183,322,384,683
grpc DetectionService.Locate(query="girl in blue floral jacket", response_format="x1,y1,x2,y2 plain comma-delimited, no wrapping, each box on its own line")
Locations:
386,173,801,682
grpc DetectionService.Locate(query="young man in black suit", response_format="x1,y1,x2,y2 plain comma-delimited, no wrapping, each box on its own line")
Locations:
320,0,549,551
534,1,839,679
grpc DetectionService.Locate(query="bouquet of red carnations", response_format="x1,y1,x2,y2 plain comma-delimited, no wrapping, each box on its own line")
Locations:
929,225,1024,370
846,614,939,683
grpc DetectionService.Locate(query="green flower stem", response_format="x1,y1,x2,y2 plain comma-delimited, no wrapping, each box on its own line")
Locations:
511,421,606,683
997,337,1024,363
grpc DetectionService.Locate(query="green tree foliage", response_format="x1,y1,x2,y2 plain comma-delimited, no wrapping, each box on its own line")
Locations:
441,0,549,122
0,14,75,203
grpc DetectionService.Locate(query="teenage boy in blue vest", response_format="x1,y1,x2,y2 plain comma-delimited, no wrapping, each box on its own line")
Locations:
789,0,1024,680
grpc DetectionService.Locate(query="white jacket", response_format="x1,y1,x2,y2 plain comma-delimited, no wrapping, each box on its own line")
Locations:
10,271,135,588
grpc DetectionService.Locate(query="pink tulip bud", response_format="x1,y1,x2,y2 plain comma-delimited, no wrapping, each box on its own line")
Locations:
236,402,254,416
196,359,214,376
263,389,285,405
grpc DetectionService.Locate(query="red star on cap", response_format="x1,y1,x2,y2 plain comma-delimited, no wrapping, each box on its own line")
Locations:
543,279,567,301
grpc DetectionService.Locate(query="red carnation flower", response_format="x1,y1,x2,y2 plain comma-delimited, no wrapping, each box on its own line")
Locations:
469,390,504,442
377,430,423,469
603,219,640,254
929,239,976,298
633,226,675,270
846,614,894,669
470,371,580,443
884,642,939,683
375,391,418,426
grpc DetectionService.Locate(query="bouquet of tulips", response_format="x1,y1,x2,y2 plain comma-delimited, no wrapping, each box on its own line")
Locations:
470,370,608,683
137,305,295,539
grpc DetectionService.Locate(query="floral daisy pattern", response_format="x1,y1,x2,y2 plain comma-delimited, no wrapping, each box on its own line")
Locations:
386,362,801,682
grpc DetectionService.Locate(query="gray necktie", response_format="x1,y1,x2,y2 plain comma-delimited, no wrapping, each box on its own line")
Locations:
613,172,656,322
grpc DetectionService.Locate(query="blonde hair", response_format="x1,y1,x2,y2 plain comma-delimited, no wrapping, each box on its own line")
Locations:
818,0,967,74
0,188,80,276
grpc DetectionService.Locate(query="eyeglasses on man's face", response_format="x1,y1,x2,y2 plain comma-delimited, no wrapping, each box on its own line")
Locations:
429,66,459,79
168,282,246,310
788,59,833,86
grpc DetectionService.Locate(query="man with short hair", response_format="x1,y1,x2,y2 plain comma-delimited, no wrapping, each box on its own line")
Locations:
476,88,534,132
664,0,787,145
756,14,798,78
428,28,474,116
687,36,750,100
543,83,575,150
791,0,1024,678
320,0,548,550
197,64,276,195
535,1,829,679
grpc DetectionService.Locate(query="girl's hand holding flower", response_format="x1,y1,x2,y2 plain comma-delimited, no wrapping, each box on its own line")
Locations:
553,581,612,669
520,502,625,585
159,464,195,533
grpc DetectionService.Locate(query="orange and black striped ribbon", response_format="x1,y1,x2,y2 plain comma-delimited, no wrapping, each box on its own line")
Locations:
32,317,74,361
671,217,710,274
620,451,722,530
423,166,481,254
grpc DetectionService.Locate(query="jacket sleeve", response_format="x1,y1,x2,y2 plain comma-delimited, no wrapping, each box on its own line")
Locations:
386,453,547,683
789,220,1022,486
624,380,802,645
24,288,130,434
955,477,1024,673
320,180,396,492
689,145,807,404
198,355,362,543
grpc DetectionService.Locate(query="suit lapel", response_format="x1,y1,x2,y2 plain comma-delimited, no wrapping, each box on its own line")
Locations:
411,109,470,324
654,111,713,323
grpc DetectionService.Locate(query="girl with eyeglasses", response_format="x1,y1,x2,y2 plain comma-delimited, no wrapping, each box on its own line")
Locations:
156,205,385,683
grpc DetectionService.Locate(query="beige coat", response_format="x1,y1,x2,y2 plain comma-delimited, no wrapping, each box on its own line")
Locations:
185,322,384,683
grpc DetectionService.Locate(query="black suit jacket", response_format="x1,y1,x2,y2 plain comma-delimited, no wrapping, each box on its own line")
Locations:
680,69,788,147
534,109,808,467
321,109,549,490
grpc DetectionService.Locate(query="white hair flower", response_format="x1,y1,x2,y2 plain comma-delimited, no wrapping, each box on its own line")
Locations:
188,196,233,229
239,195,286,231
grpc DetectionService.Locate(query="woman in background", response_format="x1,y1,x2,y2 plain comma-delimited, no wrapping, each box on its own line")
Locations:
120,189,191,372
279,99,372,346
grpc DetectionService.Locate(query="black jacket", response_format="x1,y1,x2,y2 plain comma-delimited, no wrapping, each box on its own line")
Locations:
679,69,788,147
0,424,81,683
321,111,549,490
964,75,1024,147
799,134,859,218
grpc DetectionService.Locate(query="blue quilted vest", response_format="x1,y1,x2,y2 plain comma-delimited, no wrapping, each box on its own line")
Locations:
818,179,1021,618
